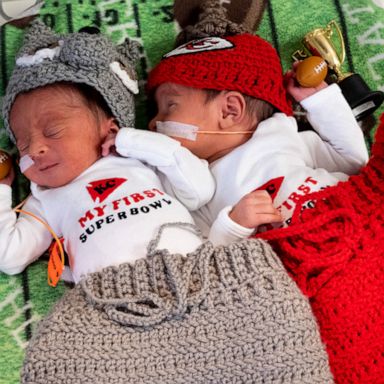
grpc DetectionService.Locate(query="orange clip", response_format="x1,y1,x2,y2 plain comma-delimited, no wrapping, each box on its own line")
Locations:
47,238,65,287
14,201,65,287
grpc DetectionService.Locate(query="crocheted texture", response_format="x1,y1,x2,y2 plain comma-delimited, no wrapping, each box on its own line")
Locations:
175,0,247,46
147,33,292,116
2,20,140,142
257,113,384,384
173,0,266,41
22,239,333,384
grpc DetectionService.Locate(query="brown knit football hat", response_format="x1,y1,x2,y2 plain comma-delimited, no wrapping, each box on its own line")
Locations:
174,0,267,39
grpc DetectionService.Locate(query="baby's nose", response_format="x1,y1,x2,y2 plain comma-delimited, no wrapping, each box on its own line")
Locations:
29,140,48,159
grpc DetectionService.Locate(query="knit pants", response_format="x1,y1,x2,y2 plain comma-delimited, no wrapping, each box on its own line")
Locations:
258,113,384,383
22,239,333,384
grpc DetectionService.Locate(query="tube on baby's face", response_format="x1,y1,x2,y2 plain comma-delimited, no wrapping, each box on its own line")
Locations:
156,121,199,141
19,154,35,173
155,121,255,141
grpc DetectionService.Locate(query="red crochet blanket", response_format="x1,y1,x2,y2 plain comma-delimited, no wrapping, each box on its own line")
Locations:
257,113,384,383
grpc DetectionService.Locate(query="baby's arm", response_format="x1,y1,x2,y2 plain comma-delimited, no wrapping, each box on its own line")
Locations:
300,85,368,173
0,184,52,275
208,190,282,246
286,70,368,173
103,128,215,211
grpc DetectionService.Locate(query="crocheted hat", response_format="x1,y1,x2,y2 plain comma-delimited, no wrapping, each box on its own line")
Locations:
2,19,140,142
147,0,292,116
173,0,267,38
147,33,292,116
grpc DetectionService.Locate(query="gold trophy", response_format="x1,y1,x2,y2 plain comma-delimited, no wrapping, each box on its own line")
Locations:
293,20,384,121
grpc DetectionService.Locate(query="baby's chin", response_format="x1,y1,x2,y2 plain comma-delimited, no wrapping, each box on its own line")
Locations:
26,169,80,189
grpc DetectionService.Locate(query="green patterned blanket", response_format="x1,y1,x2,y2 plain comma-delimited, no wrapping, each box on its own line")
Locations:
0,1,383,382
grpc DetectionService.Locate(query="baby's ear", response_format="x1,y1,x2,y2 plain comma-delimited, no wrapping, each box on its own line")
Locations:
219,91,247,128
101,118,119,137
108,119,119,134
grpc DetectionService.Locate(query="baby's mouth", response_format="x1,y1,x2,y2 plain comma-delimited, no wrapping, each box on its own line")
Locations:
39,163,58,172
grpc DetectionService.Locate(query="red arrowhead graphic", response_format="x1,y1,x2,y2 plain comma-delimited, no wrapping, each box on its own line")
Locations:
255,176,284,201
86,178,127,203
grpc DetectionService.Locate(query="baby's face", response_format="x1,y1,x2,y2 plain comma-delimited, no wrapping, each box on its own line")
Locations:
149,83,226,163
149,82,252,163
10,85,109,188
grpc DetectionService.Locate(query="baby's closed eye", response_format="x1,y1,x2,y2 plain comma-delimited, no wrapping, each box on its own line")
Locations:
167,100,177,108
44,127,65,139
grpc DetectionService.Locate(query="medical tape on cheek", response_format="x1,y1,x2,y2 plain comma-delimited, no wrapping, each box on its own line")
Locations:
156,121,199,141
19,154,35,173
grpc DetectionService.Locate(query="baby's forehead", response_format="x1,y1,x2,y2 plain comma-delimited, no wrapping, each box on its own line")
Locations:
157,82,182,95
156,82,203,99
12,84,81,110
32,83,84,100
11,85,89,139
13,84,91,118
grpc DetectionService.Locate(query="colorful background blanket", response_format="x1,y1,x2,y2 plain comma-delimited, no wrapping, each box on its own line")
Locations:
0,0,383,382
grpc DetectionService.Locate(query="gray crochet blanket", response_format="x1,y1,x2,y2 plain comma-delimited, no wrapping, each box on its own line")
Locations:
22,239,333,383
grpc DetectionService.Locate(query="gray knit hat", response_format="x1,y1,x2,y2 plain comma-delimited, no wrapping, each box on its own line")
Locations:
2,19,140,142
22,239,334,383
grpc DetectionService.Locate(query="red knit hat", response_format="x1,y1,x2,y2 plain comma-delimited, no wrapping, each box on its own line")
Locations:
147,34,293,116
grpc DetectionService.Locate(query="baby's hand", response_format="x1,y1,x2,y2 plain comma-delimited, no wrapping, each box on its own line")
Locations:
229,190,283,229
285,61,328,102
101,131,118,157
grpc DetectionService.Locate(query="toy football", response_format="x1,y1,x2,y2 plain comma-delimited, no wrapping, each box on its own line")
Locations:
296,56,328,88
0,150,12,179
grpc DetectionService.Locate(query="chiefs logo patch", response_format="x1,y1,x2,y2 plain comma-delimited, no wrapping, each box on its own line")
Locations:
86,178,127,203
163,37,234,58
255,176,284,201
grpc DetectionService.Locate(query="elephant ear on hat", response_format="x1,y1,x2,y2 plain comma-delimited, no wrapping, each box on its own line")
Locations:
17,19,59,57
116,38,141,66
115,38,141,89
